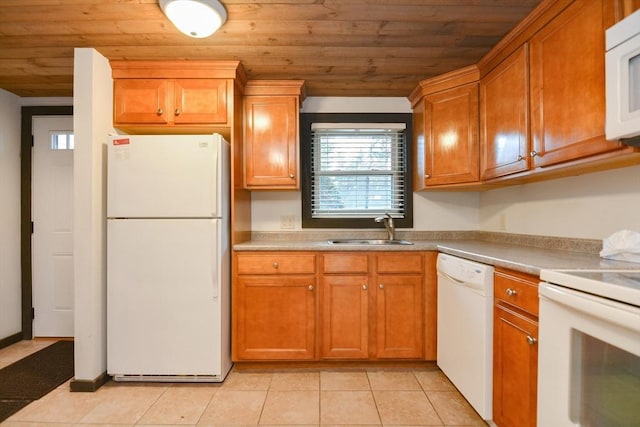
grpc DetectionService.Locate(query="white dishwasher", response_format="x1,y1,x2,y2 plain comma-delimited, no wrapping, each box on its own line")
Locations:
437,253,494,421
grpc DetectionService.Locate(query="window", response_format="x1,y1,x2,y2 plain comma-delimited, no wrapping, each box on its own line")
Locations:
301,113,413,228
50,131,74,150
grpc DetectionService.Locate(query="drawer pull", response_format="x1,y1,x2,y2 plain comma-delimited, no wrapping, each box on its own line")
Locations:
506,288,517,297
362,284,368,290
526,335,537,345
308,285,314,291
273,261,279,269
379,284,385,290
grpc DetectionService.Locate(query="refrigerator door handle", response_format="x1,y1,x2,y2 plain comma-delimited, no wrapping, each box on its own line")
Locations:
212,258,219,299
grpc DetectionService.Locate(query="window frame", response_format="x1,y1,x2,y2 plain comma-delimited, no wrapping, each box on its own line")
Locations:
301,112,413,229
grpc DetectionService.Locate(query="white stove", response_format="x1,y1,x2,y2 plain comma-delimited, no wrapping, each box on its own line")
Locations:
540,268,640,307
538,267,640,426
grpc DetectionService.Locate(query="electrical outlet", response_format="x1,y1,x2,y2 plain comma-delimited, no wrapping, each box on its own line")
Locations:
499,213,507,231
280,215,295,229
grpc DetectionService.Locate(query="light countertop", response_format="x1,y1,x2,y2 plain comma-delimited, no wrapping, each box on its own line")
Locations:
233,231,639,276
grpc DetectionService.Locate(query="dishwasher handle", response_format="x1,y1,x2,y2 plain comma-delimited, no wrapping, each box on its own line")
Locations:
438,270,466,285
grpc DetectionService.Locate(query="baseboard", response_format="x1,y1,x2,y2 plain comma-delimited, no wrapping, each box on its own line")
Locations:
0,332,23,350
70,371,110,392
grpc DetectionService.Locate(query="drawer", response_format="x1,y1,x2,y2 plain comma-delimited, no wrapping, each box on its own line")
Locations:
376,253,423,274
236,253,316,275
323,253,369,274
494,269,539,316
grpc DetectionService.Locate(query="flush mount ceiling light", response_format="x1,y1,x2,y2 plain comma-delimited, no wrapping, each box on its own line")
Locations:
159,0,227,38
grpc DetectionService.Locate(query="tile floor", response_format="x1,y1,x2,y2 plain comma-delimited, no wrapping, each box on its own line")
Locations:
1,340,486,426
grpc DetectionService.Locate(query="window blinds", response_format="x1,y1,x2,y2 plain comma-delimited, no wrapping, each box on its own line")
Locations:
310,123,406,219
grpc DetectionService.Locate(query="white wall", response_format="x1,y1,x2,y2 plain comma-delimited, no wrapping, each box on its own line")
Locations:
0,89,22,339
73,48,114,381
479,164,640,239
251,97,482,231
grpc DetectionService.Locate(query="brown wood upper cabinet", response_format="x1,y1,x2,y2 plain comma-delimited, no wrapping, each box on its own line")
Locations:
243,80,306,190
111,61,244,135
410,66,480,189
480,45,529,180
529,0,621,167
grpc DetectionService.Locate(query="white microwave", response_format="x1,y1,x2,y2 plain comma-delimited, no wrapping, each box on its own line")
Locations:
605,9,640,144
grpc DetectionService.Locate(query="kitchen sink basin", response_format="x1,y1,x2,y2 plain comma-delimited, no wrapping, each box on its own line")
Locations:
328,239,414,245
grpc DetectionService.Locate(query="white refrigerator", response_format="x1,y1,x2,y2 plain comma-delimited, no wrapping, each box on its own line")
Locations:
106,133,232,382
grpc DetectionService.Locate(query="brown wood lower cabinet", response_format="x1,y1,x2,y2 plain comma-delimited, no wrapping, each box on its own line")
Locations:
233,250,435,362
234,252,317,360
375,274,424,359
493,268,539,427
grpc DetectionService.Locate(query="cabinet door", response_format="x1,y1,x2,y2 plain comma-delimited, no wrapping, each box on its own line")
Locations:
480,45,530,180
321,275,369,359
173,79,229,124
530,0,619,167
235,276,316,360
113,79,170,124
244,96,299,189
423,83,479,185
375,275,424,358
493,303,538,427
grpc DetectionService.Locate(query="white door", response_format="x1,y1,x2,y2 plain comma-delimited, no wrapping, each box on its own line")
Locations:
32,116,74,337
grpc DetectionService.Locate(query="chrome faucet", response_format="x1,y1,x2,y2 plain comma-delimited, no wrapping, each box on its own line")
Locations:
375,213,395,241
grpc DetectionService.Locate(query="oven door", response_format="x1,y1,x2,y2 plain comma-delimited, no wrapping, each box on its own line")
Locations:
538,283,640,427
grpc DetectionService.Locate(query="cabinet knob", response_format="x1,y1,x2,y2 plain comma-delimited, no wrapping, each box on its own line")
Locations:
526,335,537,345
273,261,279,269
362,284,368,290
308,285,314,291
174,108,181,116
506,288,517,297
425,174,430,179
530,150,538,157
289,173,295,179
379,284,385,290
517,154,525,161
156,108,163,116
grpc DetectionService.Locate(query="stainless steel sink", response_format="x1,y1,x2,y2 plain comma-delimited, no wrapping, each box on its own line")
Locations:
328,239,414,245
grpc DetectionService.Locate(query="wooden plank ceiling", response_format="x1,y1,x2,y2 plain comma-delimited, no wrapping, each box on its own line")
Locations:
0,0,542,97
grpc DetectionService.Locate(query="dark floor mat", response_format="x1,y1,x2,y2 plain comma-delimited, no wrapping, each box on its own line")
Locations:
0,340,74,423
0,399,31,422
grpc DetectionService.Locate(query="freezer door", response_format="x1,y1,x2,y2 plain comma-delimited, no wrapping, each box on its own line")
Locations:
107,134,228,218
107,218,229,377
